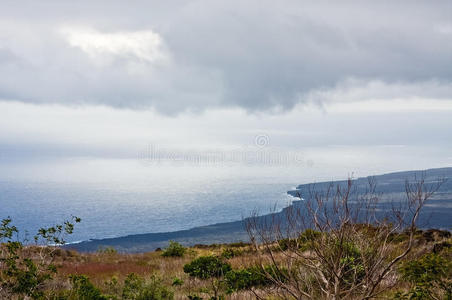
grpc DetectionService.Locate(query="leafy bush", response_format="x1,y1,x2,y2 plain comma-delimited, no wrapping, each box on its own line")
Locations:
395,252,452,299
336,241,366,288
225,266,270,292
104,276,121,298
225,265,289,293
298,229,321,250
69,274,107,300
184,256,231,300
171,277,183,286
122,273,173,300
0,216,80,299
183,256,231,279
161,241,186,257
220,248,241,259
277,237,298,251
122,273,144,299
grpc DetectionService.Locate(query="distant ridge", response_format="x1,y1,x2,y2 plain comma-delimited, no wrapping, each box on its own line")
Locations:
67,167,452,253
288,167,452,197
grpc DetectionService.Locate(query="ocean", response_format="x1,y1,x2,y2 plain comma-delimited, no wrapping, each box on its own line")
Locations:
0,159,311,243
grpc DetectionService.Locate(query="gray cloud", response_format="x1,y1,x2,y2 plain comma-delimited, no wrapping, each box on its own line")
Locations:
0,1,451,113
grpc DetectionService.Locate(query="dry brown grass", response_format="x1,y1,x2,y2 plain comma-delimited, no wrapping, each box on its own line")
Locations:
50,244,257,299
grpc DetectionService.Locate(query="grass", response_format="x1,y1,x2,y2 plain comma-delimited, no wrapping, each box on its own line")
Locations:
51,243,259,299
2,229,451,299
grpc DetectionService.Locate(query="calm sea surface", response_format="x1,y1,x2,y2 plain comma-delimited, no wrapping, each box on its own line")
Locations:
0,160,314,243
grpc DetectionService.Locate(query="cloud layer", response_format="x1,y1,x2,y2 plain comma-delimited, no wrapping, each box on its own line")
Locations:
0,1,451,113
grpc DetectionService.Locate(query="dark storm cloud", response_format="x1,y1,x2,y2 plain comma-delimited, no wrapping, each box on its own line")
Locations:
0,0,451,113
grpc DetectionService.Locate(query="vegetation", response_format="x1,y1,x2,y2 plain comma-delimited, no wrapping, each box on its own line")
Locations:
0,175,451,299
68,274,108,300
225,265,275,293
395,251,452,299
0,215,81,299
121,273,174,300
184,255,231,299
246,175,448,299
161,241,186,258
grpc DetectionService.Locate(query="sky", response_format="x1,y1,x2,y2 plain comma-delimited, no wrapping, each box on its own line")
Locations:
1,1,452,182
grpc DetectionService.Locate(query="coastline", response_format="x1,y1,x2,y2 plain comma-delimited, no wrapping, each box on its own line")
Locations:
66,167,452,253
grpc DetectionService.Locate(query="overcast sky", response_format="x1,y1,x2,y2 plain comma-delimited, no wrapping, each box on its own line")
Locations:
1,1,452,181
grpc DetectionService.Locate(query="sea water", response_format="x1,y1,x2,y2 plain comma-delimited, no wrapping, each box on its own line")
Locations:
0,159,312,243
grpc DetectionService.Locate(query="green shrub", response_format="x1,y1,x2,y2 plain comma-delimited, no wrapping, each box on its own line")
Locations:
394,286,432,300
277,237,298,251
400,253,451,284
69,274,107,300
135,276,173,300
122,273,144,299
0,216,80,299
171,277,183,286
220,248,241,259
225,266,269,292
225,265,288,293
184,256,231,300
104,276,121,298
122,273,173,300
298,229,321,250
183,256,231,279
161,241,186,257
395,252,452,299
